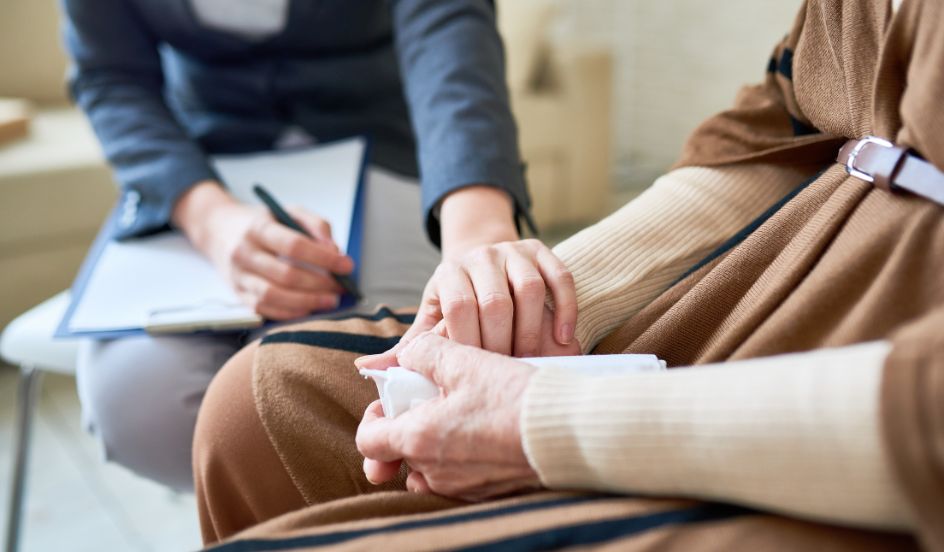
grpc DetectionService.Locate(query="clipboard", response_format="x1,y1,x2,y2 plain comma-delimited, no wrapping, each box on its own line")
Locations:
56,136,370,338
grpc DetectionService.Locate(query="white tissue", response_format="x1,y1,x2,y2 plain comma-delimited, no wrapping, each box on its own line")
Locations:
358,367,440,418
359,354,666,418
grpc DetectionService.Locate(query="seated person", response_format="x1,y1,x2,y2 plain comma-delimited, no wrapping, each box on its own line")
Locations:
60,0,545,491
192,0,943,549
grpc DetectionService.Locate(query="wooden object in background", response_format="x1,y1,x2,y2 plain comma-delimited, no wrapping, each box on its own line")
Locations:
0,99,32,146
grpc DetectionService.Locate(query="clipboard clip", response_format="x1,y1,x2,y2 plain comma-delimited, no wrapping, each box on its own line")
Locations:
145,300,263,334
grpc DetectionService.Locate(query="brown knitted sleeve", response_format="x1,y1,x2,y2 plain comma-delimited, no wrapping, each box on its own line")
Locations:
881,306,944,551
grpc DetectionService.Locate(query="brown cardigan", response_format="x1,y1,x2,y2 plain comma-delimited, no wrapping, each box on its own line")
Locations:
596,0,944,548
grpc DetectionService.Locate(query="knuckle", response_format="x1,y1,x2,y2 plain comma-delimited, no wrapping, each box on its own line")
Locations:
241,293,261,310
401,431,428,459
442,295,477,317
230,243,247,265
554,267,575,286
430,264,448,281
275,264,297,286
427,476,455,496
513,275,546,298
285,237,307,259
511,239,542,254
468,247,498,265
522,238,543,250
437,260,460,275
257,283,275,303
478,292,513,316
249,215,270,236
420,300,443,321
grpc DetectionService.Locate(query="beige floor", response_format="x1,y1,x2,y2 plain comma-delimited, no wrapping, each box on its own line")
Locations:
0,364,201,551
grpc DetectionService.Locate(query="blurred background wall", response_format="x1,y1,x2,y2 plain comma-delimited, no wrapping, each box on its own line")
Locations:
608,1,805,189
0,0,114,331
512,0,804,209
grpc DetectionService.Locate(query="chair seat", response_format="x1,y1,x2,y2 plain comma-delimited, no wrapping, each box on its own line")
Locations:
0,291,79,374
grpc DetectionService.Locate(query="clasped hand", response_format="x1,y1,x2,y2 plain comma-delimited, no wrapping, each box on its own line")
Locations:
356,333,543,501
356,237,580,501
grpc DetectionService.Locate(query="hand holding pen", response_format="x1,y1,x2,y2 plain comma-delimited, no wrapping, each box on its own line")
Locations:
173,179,357,320
253,184,363,301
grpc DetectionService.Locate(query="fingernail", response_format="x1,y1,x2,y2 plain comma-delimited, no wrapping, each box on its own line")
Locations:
559,323,574,345
354,354,379,368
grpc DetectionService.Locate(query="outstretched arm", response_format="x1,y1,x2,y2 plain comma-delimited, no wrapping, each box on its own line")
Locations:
356,334,912,532
362,1,576,359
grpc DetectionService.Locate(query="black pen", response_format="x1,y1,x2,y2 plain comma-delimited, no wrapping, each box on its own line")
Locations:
252,184,363,301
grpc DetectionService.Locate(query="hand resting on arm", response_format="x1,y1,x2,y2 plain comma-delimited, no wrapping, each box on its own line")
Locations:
359,185,580,369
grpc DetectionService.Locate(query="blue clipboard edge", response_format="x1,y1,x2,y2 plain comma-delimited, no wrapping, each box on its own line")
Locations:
54,135,372,339
338,136,371,311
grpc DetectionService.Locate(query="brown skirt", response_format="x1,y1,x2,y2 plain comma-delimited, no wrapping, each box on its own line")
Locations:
209,490,914,551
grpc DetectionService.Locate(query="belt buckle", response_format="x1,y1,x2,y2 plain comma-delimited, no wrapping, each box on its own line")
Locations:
845,136,893,183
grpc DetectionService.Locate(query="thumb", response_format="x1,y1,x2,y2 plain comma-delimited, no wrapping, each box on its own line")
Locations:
396,333,467,390
354,349,398,370
354,308,435,370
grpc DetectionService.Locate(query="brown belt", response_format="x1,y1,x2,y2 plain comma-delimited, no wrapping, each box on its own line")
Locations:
837,136,944,207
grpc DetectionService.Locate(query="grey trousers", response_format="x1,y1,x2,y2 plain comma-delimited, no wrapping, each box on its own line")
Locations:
76,168,440,491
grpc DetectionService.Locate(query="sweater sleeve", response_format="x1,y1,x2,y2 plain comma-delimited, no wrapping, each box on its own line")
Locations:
552,163,810,352
62,0,219,239
390,0,533,246
521,341,913,531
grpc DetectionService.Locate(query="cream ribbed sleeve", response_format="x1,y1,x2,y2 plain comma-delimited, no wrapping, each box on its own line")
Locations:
552,164,806,352
521,341,913,531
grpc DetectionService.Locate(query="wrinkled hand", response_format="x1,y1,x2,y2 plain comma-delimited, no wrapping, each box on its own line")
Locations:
356,333,542,501
359,239,578,371
174,182,353,320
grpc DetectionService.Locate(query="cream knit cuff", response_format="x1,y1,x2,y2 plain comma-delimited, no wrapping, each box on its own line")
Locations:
520,341,912,531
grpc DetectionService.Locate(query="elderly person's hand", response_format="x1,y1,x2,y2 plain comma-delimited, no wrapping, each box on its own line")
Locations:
355,333,543,501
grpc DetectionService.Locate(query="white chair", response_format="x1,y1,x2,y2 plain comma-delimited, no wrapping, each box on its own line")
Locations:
1,292,80,552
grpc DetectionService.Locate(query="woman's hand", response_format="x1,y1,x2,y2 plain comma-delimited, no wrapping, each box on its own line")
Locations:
356,333,542,501
358,186,578,369
428,238,578,355
173,181,354,320
358,238,579,370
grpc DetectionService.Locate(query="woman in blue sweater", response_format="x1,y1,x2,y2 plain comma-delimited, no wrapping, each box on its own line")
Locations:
63,0,577,490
